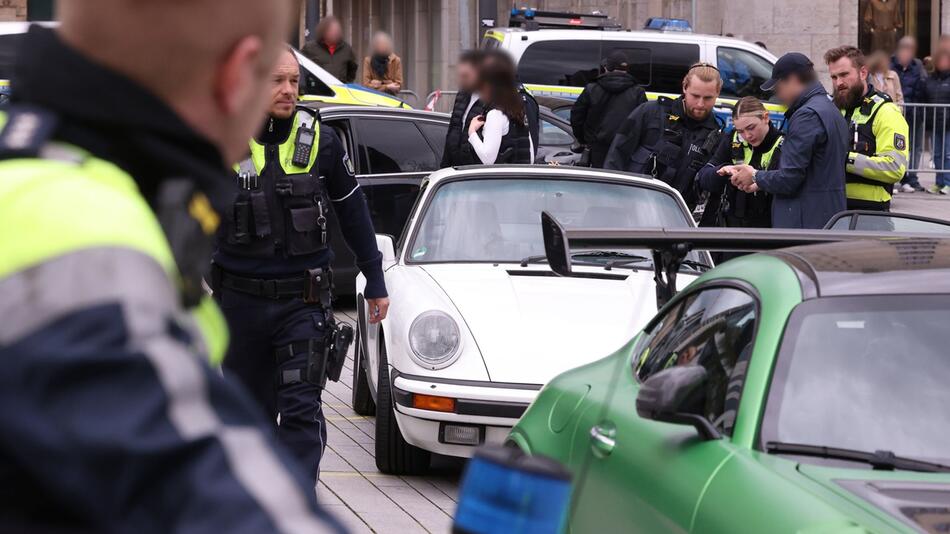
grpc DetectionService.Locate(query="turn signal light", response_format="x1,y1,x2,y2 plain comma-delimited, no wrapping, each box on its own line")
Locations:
412,394,456,412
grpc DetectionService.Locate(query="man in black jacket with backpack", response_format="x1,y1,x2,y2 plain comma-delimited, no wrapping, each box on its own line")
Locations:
571,51,647,168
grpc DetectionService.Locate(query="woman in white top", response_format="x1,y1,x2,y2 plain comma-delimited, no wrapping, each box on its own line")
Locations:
467,51,535,164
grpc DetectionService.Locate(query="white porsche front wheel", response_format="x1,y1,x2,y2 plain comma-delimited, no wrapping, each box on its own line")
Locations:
374,329,431,475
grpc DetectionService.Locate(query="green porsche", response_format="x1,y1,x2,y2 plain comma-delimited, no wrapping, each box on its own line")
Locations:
507,214,950,533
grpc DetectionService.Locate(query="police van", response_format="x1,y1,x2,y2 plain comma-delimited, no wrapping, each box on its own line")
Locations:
483,9,784,126
0,22,408,109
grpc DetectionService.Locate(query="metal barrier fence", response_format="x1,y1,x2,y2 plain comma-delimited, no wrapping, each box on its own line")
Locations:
397,90,419,108
423,90,459,114
900,102,950,174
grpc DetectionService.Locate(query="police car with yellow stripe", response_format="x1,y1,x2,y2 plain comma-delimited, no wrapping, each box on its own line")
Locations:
483,10,785,127
0,22,408,109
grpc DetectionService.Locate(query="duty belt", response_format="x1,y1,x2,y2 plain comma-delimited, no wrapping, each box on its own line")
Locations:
212,264,331,303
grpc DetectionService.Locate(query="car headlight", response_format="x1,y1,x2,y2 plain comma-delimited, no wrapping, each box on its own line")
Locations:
408,310,461,369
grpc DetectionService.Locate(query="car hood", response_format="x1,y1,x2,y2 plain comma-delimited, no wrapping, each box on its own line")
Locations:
419,263,693,383
797,463,950,533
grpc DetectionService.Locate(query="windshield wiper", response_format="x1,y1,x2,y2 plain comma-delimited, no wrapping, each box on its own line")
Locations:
519,255,548,267
766,441,950,473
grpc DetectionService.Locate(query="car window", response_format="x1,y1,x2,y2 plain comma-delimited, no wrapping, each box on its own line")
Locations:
409,178,697,264
763,295,950,465
356,118,439,174
299,67,335,97
363,183,422,239
416,120,449,162
0,34,23,81
602,41,700,94
480,35,501,50
716,47,774,100
852,213,950,233
540,119,573,146
517,40,601,87
634,286,758,435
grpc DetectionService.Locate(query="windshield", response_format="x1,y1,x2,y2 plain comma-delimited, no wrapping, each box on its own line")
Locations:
407,177,695,265
763,295,950,465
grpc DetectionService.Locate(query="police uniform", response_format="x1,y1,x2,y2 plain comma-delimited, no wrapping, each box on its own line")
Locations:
0,26,340,532
698,124,784,228
213,106,387,480
604,96,723,209
842,88,910,211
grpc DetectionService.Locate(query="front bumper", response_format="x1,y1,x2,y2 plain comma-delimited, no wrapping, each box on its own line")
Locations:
390,371,541,457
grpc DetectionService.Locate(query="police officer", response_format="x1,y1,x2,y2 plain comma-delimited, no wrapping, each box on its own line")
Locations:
698,96,782,228
825,45,909,211
604,63,724,210
213,47,389,481
0,1,341,532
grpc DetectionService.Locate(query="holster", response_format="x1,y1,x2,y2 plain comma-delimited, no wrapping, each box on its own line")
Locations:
304,267,333,306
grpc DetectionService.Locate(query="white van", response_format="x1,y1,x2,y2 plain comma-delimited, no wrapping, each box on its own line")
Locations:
482,12,785,123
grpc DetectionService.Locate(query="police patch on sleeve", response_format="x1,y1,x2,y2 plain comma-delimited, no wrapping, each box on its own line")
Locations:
894,133,907,151
343,153,355,176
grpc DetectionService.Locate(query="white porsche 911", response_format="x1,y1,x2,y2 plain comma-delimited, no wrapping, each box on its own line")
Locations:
353,165,709,474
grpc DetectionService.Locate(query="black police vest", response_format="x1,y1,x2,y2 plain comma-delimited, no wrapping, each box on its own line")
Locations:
845,90,890,191
482,108,533,164
220,107,330,259
725,130,783,222
640,97,722,205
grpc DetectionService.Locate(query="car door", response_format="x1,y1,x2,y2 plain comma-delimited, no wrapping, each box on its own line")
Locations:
536,113,580,165
570,285,759,533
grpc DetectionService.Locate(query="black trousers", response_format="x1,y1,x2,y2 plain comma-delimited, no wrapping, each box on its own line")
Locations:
218,287,328,482
847,198,890,212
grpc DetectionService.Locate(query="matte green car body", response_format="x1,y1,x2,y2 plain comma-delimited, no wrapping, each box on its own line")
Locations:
509,254,950,533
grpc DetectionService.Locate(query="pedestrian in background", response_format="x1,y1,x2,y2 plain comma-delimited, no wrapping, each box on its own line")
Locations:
570,50,647,168
302,15,358,83
467,52,534,164
697,97,781,229
892,36,927,192
362,31,403,96
726,53,848,229
0,0,343,531
868,50,903,104
825,45,909,211
920,47,950,194
442,50,485,168
604,63,723,210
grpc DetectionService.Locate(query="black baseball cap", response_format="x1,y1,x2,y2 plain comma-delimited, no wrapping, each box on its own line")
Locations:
761,52,814,91
602,51,628,71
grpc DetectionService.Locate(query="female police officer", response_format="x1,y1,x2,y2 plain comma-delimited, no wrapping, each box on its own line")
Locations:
213,47,390,481
698,96,783,228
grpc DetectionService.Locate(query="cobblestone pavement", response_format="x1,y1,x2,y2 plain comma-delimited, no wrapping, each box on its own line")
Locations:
317,307,463,534
891,170,949,220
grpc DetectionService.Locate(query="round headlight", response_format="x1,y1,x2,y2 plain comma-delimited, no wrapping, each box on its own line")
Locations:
408,311,461,368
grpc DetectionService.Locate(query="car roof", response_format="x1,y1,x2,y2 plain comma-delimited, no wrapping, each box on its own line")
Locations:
493,27,774,52
770,238,950,298
426,164,676,192
313,105,448,120
0,21,56,35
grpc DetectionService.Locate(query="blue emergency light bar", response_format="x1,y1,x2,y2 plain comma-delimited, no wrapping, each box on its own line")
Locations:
644,17,693,32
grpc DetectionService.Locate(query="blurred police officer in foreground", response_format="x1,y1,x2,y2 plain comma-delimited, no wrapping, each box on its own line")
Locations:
604,63,723,211
571,50,647,168
0,1,343,532
825,45,909,211
726,53,848,229
213,48,389,482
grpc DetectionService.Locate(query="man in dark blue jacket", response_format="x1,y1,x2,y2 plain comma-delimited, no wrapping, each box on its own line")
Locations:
892,36,927,191
726,53,848,229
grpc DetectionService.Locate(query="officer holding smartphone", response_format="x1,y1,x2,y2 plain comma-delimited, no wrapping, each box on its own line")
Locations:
213,47,390,481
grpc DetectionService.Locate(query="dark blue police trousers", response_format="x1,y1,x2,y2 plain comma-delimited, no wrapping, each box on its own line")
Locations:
218,287,327,482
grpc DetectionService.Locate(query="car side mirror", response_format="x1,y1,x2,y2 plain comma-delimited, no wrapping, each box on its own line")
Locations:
570,141,585,154
635,366,721,440
376,234,397,269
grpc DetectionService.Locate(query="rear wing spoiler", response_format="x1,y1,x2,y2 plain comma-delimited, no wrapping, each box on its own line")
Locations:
540,211,924,307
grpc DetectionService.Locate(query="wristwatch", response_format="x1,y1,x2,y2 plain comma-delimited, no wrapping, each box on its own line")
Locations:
750,168,758,184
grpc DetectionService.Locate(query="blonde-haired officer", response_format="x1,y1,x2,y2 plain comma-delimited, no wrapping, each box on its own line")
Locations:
604,63,725,210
